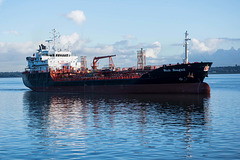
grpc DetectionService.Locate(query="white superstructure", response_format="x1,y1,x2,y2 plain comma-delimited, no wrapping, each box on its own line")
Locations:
26,30,81,72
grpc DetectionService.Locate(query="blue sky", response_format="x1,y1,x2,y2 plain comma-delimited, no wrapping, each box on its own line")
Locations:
0,0,240,71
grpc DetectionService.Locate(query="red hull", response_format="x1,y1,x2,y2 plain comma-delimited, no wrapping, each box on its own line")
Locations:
29,82,210,94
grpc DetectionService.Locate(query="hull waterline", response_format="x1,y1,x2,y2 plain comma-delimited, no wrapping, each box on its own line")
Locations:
25,82,210,94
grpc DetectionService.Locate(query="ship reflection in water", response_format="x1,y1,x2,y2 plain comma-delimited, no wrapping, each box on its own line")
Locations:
23,91,210,159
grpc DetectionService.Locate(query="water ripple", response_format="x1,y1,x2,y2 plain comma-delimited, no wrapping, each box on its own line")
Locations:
0,76,239,159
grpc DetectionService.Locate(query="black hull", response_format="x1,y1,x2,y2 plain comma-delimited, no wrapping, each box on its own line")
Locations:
22,62,212,94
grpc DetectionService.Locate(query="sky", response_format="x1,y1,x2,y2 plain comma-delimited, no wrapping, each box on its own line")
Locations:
0,0,240,71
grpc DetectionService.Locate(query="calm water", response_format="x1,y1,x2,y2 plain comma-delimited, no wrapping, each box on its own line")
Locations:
0,75,240,159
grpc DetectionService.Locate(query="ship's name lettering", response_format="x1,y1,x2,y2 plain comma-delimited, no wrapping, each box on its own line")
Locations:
172,68,186,72
163,68,186,72
163,69,171,72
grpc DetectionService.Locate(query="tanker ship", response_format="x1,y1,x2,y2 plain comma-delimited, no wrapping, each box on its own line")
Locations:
22,30,212,94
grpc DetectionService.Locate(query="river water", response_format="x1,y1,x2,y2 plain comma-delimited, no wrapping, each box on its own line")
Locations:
0,74,239,159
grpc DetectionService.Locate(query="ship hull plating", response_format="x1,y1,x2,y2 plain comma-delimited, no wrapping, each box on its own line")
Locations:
22,62,212,94
22,82,211,94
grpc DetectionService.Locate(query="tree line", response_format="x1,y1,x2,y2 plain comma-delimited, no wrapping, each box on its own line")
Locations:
0,72,22,77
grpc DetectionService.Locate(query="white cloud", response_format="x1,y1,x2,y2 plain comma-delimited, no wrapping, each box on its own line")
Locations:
83,45,114,55
191,38,225,53
114,40,129,49
123,35,136,40
145,41,161,58
59,32,87,51
0,41,40,71
66,10,86,25
57,32,114,56
3,30,20,36
0,41,36,55
0,0,3,5
0,32,164,71
60,32,80,45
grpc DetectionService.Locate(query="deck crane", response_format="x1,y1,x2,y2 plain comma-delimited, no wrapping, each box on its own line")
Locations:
92,55,116,70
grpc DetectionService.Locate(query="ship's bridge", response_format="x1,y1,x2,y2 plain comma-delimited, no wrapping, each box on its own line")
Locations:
54,51,71,57
38,50,71,57
26,48,80,73
25,29,81,72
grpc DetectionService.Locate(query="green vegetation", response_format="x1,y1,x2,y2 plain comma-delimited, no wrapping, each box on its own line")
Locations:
209,65,240,74
0,72,22,77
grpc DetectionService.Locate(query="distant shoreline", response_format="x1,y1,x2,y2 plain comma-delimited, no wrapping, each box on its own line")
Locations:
0,65,240,77
208,65,240,74
0,72,22,78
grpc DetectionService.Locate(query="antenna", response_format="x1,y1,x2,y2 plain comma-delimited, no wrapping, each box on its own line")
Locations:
51,29,60,51
184,31,191,64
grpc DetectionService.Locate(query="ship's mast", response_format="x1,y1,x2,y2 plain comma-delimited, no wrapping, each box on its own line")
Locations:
51,29,60,52
184,31,191,64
